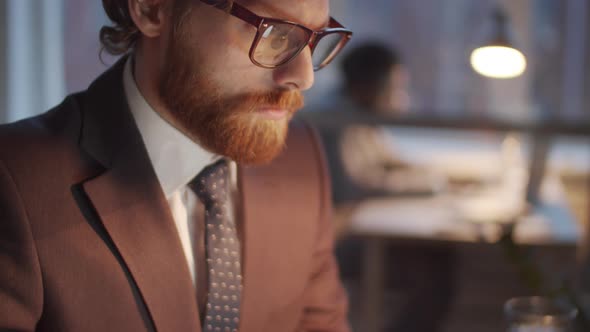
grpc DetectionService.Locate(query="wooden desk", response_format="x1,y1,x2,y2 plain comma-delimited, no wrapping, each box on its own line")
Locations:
347,174,581,332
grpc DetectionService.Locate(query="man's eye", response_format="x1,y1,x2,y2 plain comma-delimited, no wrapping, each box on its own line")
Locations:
270,34,289,50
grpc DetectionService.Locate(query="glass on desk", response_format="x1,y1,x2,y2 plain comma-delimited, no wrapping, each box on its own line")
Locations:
504,297,578,332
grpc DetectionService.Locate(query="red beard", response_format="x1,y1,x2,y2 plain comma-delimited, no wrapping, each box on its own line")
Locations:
159,17,304,165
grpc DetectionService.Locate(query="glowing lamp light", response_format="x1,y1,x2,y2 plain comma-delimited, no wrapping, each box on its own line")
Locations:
471,46,527,79
470,7,527,79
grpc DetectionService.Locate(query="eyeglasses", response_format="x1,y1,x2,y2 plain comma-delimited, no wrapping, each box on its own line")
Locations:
199,0,353,71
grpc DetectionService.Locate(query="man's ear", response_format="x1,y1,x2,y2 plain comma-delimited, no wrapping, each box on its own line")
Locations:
128,0,169,38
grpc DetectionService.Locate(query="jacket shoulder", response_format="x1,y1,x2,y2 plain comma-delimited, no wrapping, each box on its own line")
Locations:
0,93,84,158
0,93,88,188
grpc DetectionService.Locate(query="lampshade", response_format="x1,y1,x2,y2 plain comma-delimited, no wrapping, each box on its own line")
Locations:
470,8,527,79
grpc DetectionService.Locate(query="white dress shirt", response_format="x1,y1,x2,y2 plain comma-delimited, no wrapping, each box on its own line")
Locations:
122,57,237,286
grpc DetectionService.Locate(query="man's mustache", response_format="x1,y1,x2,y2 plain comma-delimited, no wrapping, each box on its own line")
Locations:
223,90,305,114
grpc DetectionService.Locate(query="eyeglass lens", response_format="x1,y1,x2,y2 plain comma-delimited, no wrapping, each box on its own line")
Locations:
254,22,309,66
311,33,344,69
253,21,344,69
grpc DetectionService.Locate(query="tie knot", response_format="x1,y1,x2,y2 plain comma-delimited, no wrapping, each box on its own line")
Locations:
192,159,230,207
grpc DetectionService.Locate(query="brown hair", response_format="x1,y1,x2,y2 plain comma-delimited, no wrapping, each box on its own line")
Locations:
100,0,140,55
99,0,234,56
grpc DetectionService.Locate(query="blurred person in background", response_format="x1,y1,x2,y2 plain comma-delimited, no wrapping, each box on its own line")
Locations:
0,0,353,331
304,42,444,205
303,42,455,332
340,42,411,114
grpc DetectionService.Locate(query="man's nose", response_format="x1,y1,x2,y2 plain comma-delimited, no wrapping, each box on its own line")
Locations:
272,47,315,91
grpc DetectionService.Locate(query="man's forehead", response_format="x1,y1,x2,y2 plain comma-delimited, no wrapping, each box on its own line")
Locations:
240,0,330,30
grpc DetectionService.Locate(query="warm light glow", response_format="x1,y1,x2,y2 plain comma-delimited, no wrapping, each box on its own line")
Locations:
470,46,527,79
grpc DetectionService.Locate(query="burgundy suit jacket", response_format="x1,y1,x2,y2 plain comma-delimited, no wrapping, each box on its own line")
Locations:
0,59,350,332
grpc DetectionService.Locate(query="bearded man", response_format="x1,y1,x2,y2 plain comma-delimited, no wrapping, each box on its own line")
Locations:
0,0,352,331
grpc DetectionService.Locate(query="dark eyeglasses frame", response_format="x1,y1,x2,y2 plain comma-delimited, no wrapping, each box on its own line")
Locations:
200,0,353,71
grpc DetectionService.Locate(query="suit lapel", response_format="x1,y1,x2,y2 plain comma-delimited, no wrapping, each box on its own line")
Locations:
76,58,201,332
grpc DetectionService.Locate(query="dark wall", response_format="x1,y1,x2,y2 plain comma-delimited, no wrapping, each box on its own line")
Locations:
0,1,6,123
585,2,590,121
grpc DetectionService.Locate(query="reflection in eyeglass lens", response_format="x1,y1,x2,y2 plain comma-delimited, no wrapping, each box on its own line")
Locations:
255,23,307,65
253,22,346,69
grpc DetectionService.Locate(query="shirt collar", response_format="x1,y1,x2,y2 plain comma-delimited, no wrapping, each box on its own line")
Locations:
123,57,219,199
